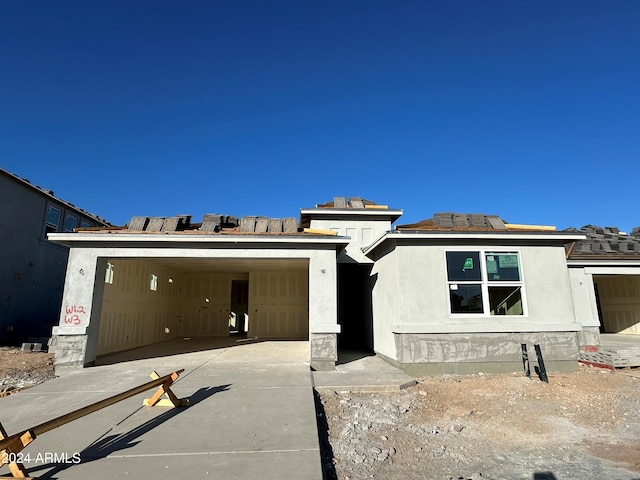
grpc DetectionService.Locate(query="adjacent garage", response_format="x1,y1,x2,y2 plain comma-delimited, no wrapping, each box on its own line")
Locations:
592,274,640,334
566,224,640,346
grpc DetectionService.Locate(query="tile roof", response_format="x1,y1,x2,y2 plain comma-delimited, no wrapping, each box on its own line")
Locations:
86,214,304,235
565,225,640,258
395,212,560,232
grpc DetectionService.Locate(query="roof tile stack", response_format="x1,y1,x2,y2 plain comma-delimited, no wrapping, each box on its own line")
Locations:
316,197,383,209
565,225,640,258
396,213,507,231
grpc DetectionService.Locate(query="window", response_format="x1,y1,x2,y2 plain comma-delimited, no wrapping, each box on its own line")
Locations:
80,219,92,228
63,213,78,232
105,263,114,284
45,206,61,234
150,274,158,291
446,251,524,315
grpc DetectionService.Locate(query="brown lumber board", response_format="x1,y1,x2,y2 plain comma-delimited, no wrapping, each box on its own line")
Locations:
505,223,556,231
578,360,615,371
0,370,185,453
303,228,338,235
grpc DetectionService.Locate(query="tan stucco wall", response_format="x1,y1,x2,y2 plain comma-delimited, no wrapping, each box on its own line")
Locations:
371,242,580,362
310,217,392,263
369,243,400,359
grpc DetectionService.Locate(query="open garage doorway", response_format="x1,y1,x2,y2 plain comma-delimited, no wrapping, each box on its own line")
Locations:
593,274,640,335
96,257,310,362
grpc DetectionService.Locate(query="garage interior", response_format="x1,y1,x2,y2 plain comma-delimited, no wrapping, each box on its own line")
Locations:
593,274,640,334
97,257,310,357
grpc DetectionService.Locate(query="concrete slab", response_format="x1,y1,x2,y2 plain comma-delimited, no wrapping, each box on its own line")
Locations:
0,340,322,480
600,333,640,349
312,350,417,392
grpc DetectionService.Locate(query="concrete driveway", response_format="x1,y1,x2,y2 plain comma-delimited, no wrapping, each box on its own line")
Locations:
0,339,322,479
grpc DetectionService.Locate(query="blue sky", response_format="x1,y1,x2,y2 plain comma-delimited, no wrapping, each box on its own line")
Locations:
2,1,639,231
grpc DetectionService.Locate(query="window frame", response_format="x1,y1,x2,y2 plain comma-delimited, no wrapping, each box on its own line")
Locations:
445,249,527,317
63,213,79,232
45,205,62,234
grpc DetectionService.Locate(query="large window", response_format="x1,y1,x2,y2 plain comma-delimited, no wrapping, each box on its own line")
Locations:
446,251,525,316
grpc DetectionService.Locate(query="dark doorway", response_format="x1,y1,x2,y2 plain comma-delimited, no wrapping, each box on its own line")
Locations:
338,264,373,350
229,280,249,335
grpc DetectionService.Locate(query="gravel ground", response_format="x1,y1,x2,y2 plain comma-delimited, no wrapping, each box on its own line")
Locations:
0,347,56,396
317,365,640,480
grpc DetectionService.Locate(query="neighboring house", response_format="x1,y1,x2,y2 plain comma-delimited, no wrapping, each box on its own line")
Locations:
0,167,110,345
49,197,626,377
564,225,640,344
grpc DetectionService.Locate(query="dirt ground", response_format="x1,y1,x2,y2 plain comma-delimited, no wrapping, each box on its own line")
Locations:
317,365,640,480
3,348,640,479
0,346,55,396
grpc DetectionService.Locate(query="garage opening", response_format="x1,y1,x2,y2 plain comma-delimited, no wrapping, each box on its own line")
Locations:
96,257,309,360
593,274,640,334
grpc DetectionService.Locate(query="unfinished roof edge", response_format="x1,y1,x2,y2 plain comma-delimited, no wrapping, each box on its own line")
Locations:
395,212,557,232
1,167,111,226
564,223,640,259
123,214,301,234
301,196,403,221
362,230,586,257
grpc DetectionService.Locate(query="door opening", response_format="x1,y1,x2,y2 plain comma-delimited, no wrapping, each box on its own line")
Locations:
229,280,249,336
338,264,374,351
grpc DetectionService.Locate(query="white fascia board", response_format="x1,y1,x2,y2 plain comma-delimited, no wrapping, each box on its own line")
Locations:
48,232,351,247
567,259,640,268
363,231,586,255
300,208,404,218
